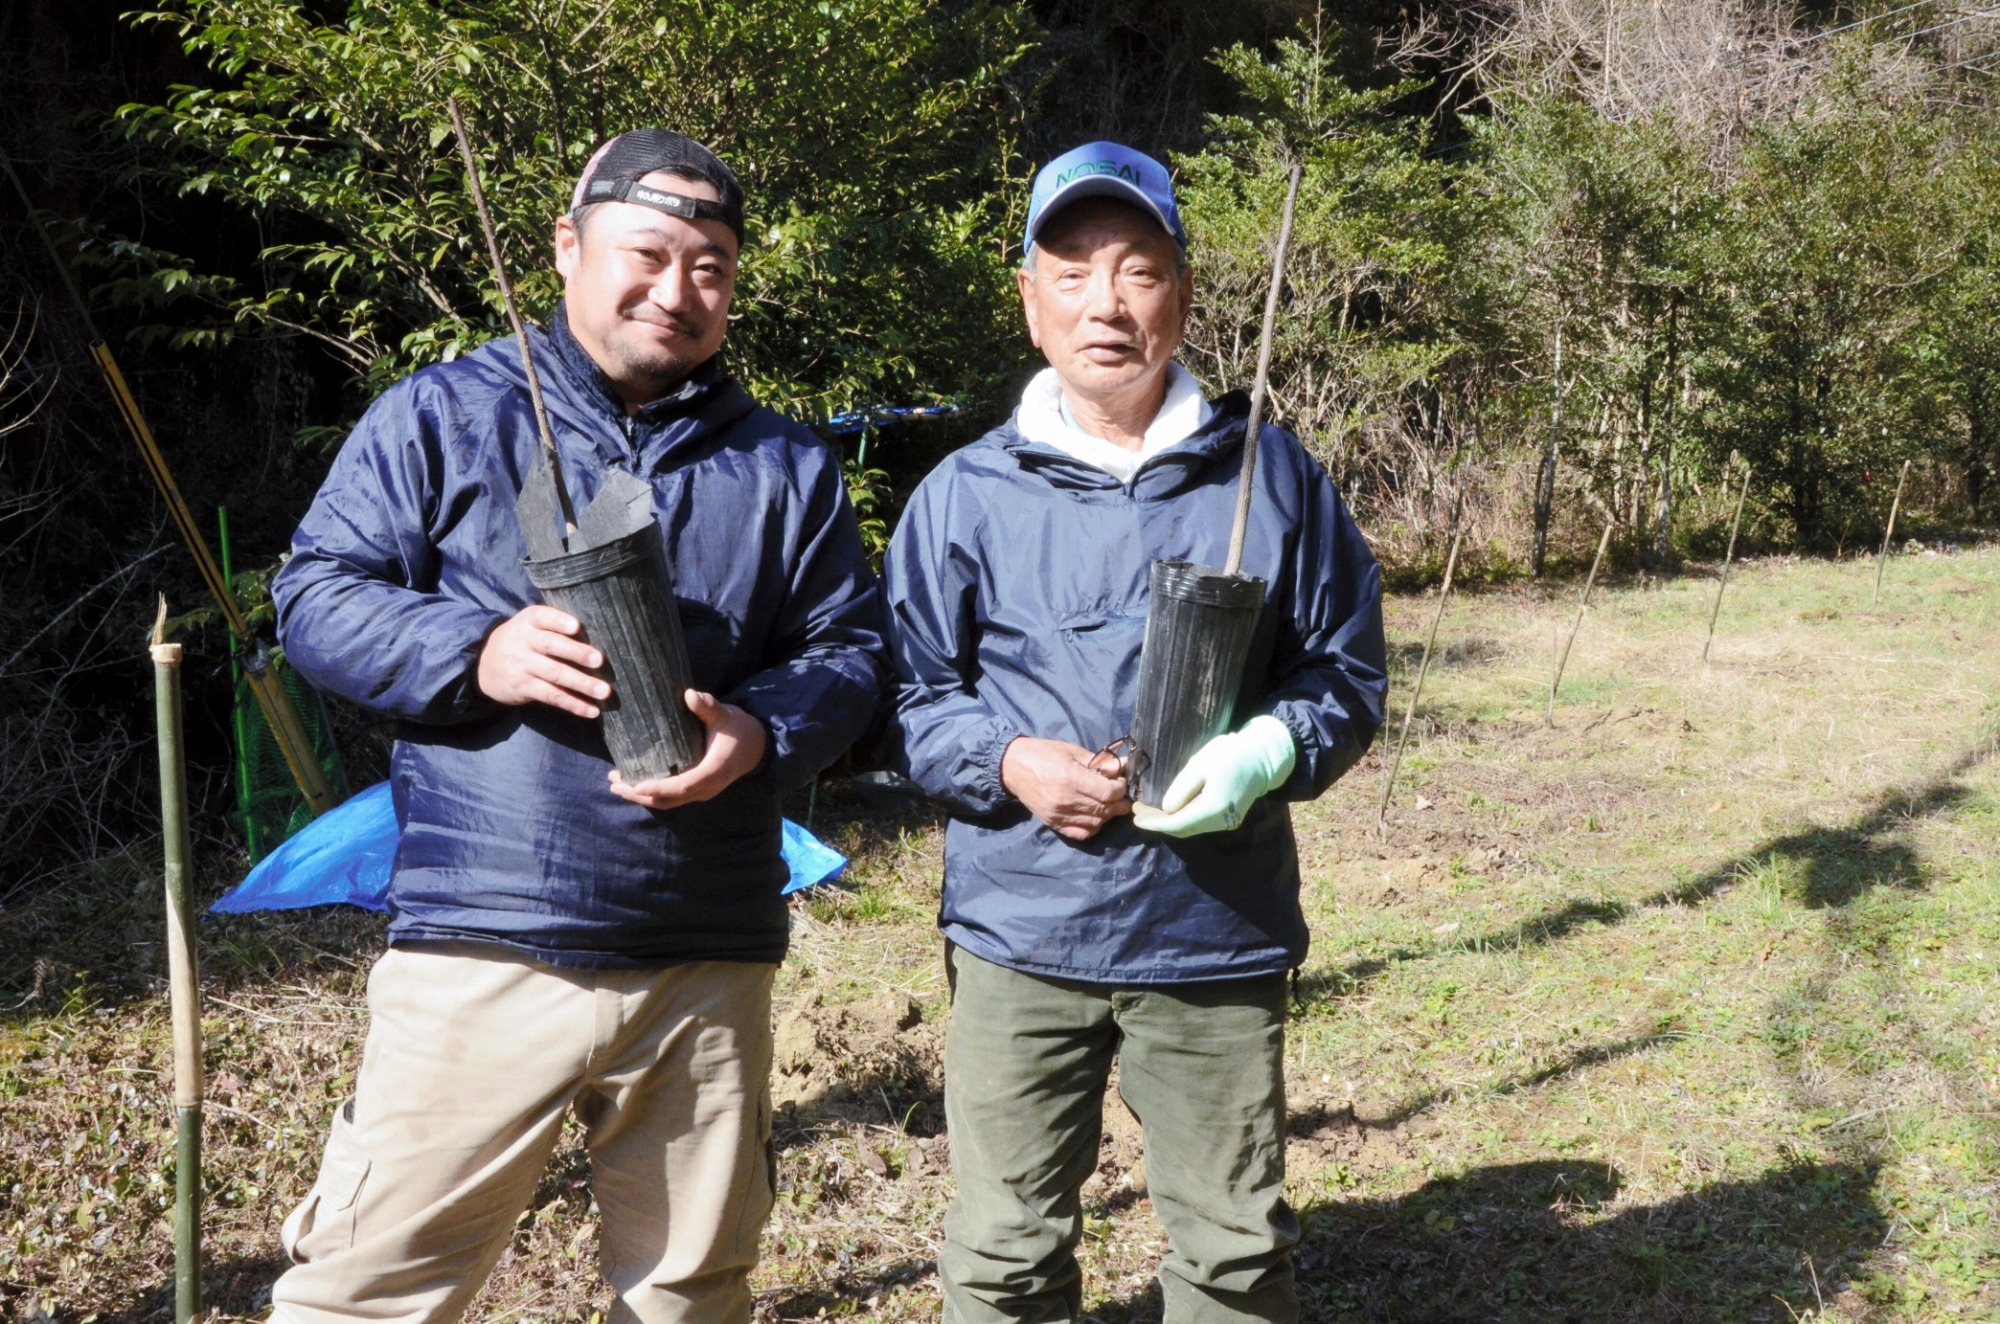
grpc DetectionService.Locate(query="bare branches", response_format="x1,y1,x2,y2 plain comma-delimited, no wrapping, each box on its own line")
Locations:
1400,0,1806,135
1393,0,2000,147
0,300,55,442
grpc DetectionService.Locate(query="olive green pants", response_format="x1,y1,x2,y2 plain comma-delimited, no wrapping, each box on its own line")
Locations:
940,945,1298,1324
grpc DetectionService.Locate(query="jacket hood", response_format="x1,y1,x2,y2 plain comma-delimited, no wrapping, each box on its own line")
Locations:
996,389,1253,498
479,300,758,474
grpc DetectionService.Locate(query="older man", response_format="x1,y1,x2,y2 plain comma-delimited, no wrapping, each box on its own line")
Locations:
885,142,1387,1322
267,130,884,1322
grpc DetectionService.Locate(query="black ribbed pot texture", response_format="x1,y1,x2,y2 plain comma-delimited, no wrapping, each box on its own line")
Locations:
1128,559,1265,806
524,523,704,781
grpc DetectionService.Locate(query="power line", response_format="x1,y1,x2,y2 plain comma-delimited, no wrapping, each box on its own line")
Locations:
1793,0,1943,45
1794,2,2000,47
1897,7,2000,43
1930,45,2000,71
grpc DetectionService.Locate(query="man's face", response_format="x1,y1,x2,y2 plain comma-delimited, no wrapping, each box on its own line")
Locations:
1017,197,1192,412
555,170,738,409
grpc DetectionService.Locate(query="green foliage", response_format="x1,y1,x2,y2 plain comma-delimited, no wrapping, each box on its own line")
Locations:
1701,72,1962,549
1915,109,2000,522
1174,25,1472,556
91,1,2000,566
1434,65,1995,558
1470,97,1718,565
116,0,1034,422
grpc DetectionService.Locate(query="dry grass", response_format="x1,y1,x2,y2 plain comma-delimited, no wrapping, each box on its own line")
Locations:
5,545,2000,1322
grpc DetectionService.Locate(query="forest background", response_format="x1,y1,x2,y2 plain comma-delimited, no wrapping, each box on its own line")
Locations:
5,0,2000,906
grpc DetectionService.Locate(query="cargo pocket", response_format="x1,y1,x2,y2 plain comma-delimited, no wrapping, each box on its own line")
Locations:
280,1098,371,1265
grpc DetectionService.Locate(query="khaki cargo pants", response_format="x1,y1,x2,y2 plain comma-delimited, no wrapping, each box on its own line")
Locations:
271,941,776,1324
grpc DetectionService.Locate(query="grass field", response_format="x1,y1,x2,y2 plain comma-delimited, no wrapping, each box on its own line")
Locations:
4,545,1998,1322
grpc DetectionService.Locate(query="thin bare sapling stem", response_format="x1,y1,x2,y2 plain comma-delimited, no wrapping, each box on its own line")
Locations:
447,99,578,540
1872,458,1911,609
1377,527,1463,830
1703,463,1752,663
1223,164,1304,577
1547,521,1614,726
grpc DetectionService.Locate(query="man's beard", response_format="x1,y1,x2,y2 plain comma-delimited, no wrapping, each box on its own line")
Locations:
603,317,711,396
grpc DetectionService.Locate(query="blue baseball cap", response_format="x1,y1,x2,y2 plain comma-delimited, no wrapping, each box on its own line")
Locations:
1024,141,1186,255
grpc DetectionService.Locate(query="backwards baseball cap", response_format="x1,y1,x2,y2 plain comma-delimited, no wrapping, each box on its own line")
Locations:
1024,140,1186,255
570,129,745,245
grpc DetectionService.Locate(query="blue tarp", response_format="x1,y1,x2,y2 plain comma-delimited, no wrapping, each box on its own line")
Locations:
212,780,847,914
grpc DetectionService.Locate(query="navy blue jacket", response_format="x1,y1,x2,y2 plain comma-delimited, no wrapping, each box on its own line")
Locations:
884,394,1386,984
274,306,886,967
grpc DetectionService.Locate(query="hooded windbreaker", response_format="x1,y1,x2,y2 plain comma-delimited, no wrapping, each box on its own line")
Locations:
885,393,1387,984
273,306,886,967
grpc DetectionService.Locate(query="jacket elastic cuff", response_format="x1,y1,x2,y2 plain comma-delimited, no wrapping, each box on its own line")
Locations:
723,688,790,786
429,607,512,724
749,715,780,781
1239,714,1299,788
1270,708,1318,800
979,722,1024,806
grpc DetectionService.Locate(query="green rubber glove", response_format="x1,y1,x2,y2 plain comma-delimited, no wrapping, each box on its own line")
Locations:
1131,714,1297,838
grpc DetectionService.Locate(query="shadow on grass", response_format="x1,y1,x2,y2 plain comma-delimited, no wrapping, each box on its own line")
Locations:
87,1252,289,1323
1300,735,1996,1009
753,1256,936,1320
1294,1030,1684,1138
1083,1158,1883,1324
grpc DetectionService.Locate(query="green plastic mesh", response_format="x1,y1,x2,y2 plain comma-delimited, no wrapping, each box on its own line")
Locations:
231,657,348,862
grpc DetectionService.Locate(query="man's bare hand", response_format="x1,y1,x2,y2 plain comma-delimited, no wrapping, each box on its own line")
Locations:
608,689,768,811
1000,736,1131,841
477,606,609,718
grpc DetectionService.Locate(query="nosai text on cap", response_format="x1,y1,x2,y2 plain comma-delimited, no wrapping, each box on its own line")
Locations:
1024,141,1186,255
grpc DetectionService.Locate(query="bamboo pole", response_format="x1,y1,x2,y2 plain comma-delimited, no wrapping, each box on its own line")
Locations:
1223,164,1304,577
1547,522,1614,726
2,152,337,819
1377,528,1462,830
1702,463,1751,663
1872,458,1911,609
151,599,203,1324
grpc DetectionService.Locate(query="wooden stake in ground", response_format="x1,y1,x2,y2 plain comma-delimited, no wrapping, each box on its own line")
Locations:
1547,522,1614,726
151,598,202,1324
1377,528,1463,830
1702,463,1752,663
1872,458,1912,609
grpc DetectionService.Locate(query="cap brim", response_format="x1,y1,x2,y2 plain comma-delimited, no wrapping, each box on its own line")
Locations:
1027,176,1180,250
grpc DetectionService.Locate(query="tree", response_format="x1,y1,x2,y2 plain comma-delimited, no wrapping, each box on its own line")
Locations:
1470,98,1715,571
1920,112,2000,521
116,0,1034,422
1174,19,1474,564
1702,77,1958,548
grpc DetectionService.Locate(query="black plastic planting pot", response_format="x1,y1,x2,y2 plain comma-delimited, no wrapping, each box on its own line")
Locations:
524,526,704,782
1128,559,1266,807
